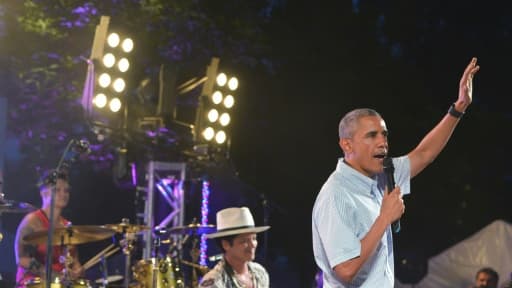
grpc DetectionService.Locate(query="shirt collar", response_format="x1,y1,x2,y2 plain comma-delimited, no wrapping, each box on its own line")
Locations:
336,158,378,196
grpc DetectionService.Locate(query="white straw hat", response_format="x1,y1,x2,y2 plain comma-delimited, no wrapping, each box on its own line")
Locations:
206,207,270,239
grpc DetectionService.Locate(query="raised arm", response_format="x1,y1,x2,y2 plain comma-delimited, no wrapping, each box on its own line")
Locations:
408,57,480,178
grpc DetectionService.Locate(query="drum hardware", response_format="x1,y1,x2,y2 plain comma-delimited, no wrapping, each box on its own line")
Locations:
164,223,215,236
82,244,121,271
104,218,141,288
82,243,121,287
0,193,37,244
188,238,200,288
178,259,209,276
94,274,123,285
25,276,92,288
22,233,95,288
23,224,116,287
131,256,184,288
125,219,215,288
0,193,37,213
104,220,150,235
157,220,214,288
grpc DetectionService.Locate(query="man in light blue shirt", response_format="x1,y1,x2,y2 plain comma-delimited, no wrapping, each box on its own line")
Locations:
312,57,480,287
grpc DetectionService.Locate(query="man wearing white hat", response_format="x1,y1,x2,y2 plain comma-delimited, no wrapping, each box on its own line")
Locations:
199,207,270,288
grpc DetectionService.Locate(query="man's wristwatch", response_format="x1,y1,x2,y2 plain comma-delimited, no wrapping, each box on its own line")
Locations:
448,103,464,118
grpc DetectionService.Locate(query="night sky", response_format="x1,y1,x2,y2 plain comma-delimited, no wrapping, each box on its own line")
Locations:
1,1,512,287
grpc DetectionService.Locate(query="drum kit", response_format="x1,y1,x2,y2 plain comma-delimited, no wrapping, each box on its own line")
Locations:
0,194,216,288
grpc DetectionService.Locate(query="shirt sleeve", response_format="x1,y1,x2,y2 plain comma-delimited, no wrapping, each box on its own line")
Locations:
199,278,219,287
393,156,411,196
199,268,225,288
314,193,361,269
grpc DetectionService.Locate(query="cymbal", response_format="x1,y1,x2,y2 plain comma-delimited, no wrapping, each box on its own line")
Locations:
23,225,116,245
0,199,37,213
104,223,150,234
167,223,216,235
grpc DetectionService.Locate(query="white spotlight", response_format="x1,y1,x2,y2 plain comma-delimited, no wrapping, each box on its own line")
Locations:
223,95,234,108
113,78,126,93
103,53,116,68
109,97,122,112
93,93,107,108
118,58,130,72
99,73,112,88
212,91,223,105
228,77,238,91
107,33,120,48
122,38,134,53
208,109,219,122
203,127,215,141
219,113,230,126
215,130,227,144
216,73,227,87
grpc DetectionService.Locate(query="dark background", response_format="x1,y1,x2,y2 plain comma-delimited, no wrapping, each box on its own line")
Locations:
1,0,512,287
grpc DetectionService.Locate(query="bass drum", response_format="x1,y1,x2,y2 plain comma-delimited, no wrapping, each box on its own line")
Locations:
132,257,184,288
25,277,92,288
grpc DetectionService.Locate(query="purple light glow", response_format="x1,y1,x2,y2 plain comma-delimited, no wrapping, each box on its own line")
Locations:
200,180,210,266
131,163,137,186
81,60,95,114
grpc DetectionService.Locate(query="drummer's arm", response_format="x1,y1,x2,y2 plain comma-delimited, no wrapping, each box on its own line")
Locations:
14,215,44,274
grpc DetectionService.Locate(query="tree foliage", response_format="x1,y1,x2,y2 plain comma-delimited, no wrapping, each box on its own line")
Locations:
1,0,274,174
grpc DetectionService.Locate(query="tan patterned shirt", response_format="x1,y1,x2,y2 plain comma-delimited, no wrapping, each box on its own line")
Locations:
199,259,269,288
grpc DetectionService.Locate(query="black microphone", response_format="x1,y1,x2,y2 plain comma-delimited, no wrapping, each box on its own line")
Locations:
383,157,401,233
72,139,91,154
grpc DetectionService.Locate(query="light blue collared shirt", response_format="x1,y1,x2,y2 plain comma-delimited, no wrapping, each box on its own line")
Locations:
312,156,410,288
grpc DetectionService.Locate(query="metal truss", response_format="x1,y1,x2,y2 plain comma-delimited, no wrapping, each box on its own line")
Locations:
141,161,186,259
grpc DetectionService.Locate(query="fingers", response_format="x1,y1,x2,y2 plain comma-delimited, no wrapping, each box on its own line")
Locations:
458,57,480,103
461,57,479,83
392,189,405,215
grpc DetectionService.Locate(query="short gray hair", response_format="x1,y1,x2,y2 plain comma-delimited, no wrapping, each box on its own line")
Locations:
338,108,382,139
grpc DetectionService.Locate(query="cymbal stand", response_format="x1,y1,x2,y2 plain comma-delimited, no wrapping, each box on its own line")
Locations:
0,193,4,244
120,221,136,288
151,235,162,288
59,230,75,287
164,236,186,288
98,255,109,288
189,237,200,288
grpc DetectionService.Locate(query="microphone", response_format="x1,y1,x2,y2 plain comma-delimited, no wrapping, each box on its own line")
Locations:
383,157,401,233
72,139,91,154
208,254,223,262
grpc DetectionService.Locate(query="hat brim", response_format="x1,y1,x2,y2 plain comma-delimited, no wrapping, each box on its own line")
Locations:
206,226,270,239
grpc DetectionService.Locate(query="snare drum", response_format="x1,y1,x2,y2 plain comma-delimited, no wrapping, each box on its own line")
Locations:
25,277,91,288
132,257,184,288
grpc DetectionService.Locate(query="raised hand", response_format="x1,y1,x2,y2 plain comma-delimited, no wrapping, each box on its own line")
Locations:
459,57,480,105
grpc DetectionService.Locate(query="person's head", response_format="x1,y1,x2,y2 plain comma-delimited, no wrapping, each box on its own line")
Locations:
338,108,388,177
207,207,270,263
475,267,499,288
37,169,70,209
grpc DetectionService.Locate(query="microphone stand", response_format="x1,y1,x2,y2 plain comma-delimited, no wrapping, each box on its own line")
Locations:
44,139,82,288
261,194,269,264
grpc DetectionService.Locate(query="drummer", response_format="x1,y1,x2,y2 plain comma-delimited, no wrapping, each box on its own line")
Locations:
14,169,84,287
